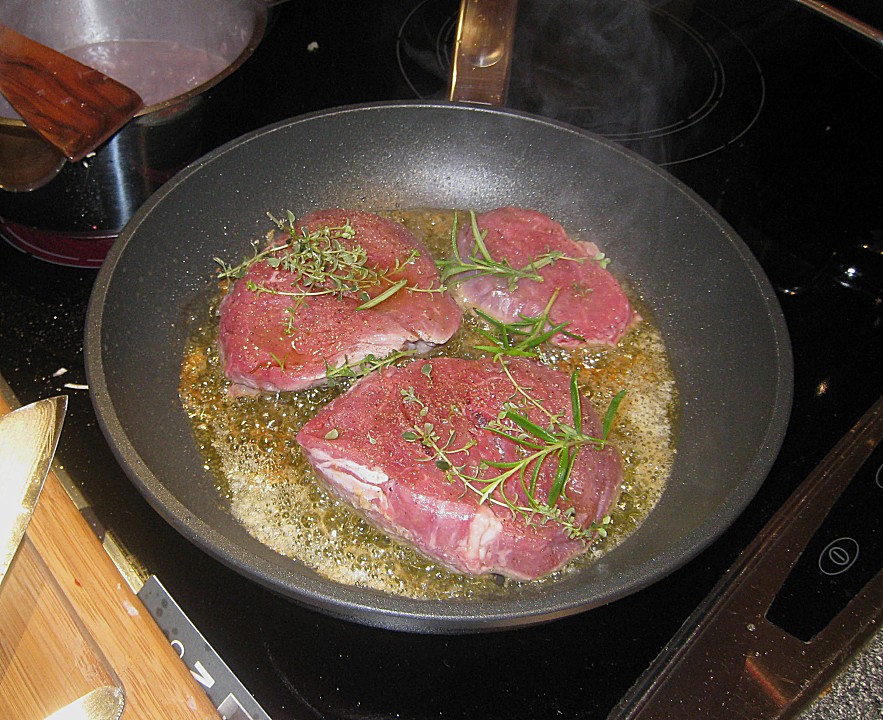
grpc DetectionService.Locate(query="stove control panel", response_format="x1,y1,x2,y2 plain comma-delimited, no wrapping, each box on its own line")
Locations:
768,436,883,640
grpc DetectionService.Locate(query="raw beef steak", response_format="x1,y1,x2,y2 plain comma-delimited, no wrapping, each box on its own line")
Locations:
297,357,623,580
452,207,636,347
218,209,462,392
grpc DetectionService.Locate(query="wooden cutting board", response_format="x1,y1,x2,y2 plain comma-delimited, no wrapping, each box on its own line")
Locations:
0,393,221,719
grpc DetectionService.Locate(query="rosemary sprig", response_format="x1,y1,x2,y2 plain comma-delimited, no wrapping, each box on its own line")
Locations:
471,290,585,360
436,211,578,291
401,372,626,540
215,211,432,310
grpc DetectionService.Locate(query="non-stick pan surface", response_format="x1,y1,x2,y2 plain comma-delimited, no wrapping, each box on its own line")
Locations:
85,103,792,633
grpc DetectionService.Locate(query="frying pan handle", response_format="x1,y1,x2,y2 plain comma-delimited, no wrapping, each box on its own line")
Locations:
448,0,518,106
789,0,883,47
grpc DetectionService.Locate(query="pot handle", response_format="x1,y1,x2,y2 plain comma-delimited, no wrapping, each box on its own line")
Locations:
789,0,883,46
448,0,518,107
0,125,66,192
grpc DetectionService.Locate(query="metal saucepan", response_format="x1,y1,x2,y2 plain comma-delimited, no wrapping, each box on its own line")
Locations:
0,0,268,267
84,100,793,633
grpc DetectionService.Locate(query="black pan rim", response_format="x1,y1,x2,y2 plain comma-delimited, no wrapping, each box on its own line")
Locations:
85,100,793,633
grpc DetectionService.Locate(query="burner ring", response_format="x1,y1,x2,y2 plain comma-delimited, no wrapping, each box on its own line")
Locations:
396,0,765,166
396,0,458,100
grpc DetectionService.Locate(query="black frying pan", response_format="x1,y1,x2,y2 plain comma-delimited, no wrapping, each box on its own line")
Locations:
84,102,792,633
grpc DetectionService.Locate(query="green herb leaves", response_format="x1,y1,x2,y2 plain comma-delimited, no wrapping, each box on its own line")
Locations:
401,371,626,541
436,210,576,291
215,211,422,311
325,350,418,388
471,290,585,361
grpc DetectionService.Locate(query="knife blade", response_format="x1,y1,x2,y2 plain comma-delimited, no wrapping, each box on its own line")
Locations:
0,395,67,590
44,686,125,720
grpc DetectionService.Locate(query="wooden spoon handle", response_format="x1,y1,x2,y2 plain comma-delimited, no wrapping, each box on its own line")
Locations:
0,24,143,162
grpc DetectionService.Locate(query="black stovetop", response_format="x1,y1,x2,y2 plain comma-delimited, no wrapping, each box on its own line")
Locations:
1,1,882,718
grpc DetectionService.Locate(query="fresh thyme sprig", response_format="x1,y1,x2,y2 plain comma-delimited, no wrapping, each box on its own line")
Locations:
401,372,626,540
215,211,435,310
436,211,579,291
325,350,418,388
215,212,358,281
471,290,586,360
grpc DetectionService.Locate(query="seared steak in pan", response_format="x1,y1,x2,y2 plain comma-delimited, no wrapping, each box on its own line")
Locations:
297,357,622,580
451,207,637,347
218,209,462,392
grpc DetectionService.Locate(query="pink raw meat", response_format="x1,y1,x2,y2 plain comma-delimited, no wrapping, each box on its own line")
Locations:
453,207,637,347
296,357,623,580
218,209,462,392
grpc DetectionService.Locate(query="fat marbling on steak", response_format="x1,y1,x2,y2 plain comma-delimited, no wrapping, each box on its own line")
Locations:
452,207,637,347
218,209,462,392
296,357,623,580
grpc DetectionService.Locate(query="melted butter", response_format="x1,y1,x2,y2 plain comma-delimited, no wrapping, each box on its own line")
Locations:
179,209,678,599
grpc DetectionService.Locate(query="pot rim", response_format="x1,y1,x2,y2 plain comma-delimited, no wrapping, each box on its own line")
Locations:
0,6,268,127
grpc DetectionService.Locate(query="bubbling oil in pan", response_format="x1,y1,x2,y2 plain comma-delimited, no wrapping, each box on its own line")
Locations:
179,209,678,599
